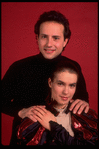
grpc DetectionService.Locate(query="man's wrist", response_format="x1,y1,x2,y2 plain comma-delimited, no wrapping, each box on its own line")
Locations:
18,108,26,119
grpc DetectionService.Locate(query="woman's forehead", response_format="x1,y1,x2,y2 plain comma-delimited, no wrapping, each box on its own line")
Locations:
54,71,78,83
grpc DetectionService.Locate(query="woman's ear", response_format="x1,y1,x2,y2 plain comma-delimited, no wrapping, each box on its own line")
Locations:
48,78,52,88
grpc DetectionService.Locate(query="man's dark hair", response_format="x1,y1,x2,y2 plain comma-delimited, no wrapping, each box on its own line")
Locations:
34,10,71,43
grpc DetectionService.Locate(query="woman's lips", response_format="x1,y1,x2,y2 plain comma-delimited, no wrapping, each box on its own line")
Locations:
60,96,68,101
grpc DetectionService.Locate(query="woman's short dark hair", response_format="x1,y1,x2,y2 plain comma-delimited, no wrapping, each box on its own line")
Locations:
34,10,71,42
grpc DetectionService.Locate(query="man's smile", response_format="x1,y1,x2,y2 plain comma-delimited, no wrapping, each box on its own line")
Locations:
44,48,56,54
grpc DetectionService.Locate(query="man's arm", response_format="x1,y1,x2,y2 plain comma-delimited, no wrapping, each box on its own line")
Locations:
63,56,89,102
67,59,89,114
72,60,89,102
2,62,22,116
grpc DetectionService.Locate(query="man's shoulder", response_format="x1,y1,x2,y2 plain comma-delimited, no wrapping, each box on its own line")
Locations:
60,55,81,70
15,54,39,64
10,54,40,68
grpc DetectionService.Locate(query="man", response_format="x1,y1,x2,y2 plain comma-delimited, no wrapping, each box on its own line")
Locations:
2,11,89,129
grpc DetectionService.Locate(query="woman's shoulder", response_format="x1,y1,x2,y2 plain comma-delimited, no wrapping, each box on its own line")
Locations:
71,108,98,142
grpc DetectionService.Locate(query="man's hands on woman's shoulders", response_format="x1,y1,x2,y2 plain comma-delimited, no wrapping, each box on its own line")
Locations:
18,106,45,122
18,99,89,122
69,99,89,114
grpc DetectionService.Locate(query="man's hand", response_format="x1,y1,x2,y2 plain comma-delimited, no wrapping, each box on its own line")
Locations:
69,99,89,114
32,106,57,131
18,105,46,122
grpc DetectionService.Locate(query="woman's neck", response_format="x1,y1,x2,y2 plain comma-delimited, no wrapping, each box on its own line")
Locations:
53,103,68,110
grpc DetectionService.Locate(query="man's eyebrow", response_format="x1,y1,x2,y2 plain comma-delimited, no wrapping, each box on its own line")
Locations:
41,34,60,37
41,34,48,36
52,35,60,37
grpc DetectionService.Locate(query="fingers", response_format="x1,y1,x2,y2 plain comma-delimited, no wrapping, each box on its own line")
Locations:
84,105,89,113
69,99,89,114
76,103,89,114
27,113,37,122
21,105,46,122
73,101,84,114
32,106,47,118
69,99,80,111
31,113,42,122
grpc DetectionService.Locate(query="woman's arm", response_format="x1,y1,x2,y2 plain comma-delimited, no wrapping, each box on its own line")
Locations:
49,121,96,145
49,121,75,145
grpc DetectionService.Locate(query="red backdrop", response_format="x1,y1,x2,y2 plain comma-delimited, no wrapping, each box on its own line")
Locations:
1,2,98,145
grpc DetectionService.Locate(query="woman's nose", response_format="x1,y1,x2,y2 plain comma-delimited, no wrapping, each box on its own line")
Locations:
63,86,69,95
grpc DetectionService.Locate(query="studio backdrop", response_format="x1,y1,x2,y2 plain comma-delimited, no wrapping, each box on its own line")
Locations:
1,2,98,145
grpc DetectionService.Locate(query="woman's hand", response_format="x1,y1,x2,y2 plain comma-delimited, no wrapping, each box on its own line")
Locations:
69,99,89,114
32,106,57,131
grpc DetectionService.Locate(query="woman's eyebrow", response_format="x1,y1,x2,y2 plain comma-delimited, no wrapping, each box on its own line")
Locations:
69,83,77,86
57,80,65,84
57,80,77,85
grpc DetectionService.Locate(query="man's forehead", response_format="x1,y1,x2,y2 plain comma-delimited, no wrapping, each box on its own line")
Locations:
39,21,64,33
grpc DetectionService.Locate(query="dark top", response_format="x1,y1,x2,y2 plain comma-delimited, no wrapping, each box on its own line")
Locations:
2,53,89,117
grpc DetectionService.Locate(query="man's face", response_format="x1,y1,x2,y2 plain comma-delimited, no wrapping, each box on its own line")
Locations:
37,21,68,59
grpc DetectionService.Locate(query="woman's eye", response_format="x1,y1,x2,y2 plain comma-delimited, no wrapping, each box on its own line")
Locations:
70,84,76,88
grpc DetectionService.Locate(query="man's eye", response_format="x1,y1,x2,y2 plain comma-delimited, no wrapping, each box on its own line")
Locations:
42,35,47,38
53,36,60,40
58,82,63,86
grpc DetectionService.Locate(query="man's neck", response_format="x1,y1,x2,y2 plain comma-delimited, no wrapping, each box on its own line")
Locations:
39,52,62,61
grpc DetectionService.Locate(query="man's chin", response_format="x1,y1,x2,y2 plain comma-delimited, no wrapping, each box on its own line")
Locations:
43,54,56,59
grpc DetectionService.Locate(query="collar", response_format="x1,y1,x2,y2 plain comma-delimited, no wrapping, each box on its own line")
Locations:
53,105,68,114
38,52,62,63
46,102,71,116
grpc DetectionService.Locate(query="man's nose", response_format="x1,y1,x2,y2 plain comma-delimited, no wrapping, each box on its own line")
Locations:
46,37,53,47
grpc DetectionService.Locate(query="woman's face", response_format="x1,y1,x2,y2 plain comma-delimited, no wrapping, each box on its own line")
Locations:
48,70,78,109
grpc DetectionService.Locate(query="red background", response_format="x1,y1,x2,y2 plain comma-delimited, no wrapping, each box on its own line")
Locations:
1,2,98,145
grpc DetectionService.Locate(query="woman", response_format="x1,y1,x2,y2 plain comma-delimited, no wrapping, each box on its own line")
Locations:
17,60,98,145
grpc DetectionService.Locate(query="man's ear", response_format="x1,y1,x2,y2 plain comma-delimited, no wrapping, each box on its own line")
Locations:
63,38,68,48
36,34,39,45
48,78,52,88
36,34,38,40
